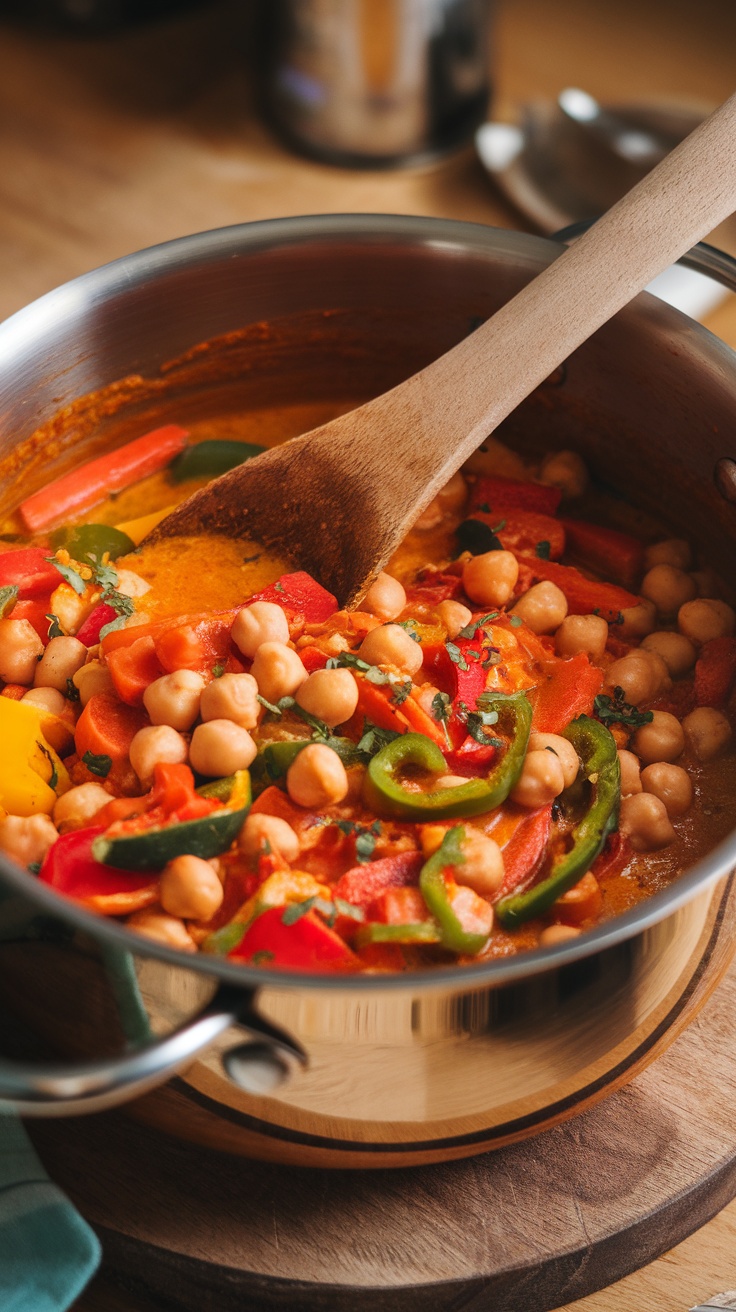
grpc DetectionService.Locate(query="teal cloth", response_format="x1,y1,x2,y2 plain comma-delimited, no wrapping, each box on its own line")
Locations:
0,1116,100,1311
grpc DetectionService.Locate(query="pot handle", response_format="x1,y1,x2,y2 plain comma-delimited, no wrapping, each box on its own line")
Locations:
0,983,306,1117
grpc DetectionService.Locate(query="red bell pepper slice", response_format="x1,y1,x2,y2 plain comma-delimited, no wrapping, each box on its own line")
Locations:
248,571,338,625
518,555,640,623
228,905,359,971
101,608,238,655
333,850,424,908
590,831,633,882
469,510,565,560
0,548,59,600
532,653,604,734
75,602,119,647
497,805,553,897
39,825,158,914
561,519,644,590
694,636,736,707
469,476,561,517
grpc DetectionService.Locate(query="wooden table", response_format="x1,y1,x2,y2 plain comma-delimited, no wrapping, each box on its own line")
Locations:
1,1,735,1307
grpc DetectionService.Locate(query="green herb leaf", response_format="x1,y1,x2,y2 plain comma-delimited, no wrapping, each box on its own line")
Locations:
27,860,41,875
456,519,503,556
356,719,401,759
326,651,390,684
593,686,654,730
396,620,421,642
509,615,523,627
251,949,275,965
281,896,318,926
98,614,129,640
46,557,86,596
37,742,58,791
65,677,80,701
535,540,551,560
273,581,285,593
334,897,366,923
82,750,112,778
445,641,469,671
212,663,225,678
390,679,412,705
333,817,382,864
45,613,63,638
0,585,19,617
257,692,283,716
456,612,499,640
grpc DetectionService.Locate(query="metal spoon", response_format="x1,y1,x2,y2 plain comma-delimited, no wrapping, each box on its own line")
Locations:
150,93,736,606
557,86,685,167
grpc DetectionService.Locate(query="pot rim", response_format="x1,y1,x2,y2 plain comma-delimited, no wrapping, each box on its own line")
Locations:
1,211,735,995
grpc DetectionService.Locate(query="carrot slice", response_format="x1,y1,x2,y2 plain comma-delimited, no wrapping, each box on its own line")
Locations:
74,692,148,763
19,425,189,532
532,653,604,734
106,636,165,707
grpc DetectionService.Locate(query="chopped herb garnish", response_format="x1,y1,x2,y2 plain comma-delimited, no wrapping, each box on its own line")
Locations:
535,540,551,560
430,691,453,749
46,557,86,596
212,663,225,678
243,553,261,564
98,614,129,640
509,615,523,628
27,861,41,875
333,897,366,923
456,519,503,556
357,720,401,759
390,679,412,705
457,612,499,640
281,896,318,925
594,686,654,730
273,581,285,593
45,613,63,638
445,641,469,671
326,651,390,684
81,750,112,778
397,620,421,642
0,585,19,617
251,949,275,965
333,818,382,864
65,677,80,702
475,502,491,513
37,742,58,791
481,646,501,669
257,692,283,716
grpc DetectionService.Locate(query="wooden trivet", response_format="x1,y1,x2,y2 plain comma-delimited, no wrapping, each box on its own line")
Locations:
29,944,736,1312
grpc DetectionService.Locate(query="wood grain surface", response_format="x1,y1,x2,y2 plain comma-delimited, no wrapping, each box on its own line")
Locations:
1,0,736,1308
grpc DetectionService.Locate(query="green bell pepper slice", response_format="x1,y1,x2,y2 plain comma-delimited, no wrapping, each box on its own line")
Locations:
51,523,135,562
363,691,532,821
355,921,441,947
169,440,266,484
91,771,251,871
251,735,363,792
495,715,621,929
419,825,489,955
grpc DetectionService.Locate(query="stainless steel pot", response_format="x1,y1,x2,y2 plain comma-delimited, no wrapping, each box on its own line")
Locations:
1,215,736,1167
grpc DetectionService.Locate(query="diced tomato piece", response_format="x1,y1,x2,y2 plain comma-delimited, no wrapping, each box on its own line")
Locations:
561,519,644,590
154,617,233,674
518,556,640,623
469,476,562,516
532,653,604,734
229,905,359,971
0,548,60,600
106,635,165,707
247,572,337,625
694,636,736,707
469,510,565,560
333,851,424,908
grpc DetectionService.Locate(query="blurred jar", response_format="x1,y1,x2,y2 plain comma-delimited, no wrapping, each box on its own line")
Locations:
260,0,494,168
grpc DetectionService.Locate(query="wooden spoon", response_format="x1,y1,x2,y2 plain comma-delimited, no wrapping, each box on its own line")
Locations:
150,93,736,606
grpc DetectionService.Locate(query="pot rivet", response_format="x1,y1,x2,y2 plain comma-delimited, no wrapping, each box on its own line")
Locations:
714,458,736,502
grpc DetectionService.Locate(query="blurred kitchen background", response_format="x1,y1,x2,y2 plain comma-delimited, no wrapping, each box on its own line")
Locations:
0,0,735,338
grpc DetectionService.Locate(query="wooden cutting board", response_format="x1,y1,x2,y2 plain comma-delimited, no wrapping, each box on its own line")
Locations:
30,920,736,1312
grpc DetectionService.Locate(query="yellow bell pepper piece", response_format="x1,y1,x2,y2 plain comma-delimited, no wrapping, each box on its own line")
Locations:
115,505,177,547
0,699,70,816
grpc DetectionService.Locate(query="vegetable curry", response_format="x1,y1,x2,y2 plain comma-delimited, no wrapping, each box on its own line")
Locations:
1,420,735,973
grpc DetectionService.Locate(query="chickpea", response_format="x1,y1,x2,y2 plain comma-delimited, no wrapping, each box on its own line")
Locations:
555,613,608,661
618,599,657,640
682,706,733,762
143,669,205,731
22,687,67,716
286,743,349,808
0,618,43,685
617,749,642,796
462,550,519,607
538,449,588,499
640,564,697,618
231,601,289,659
678,598,736,645
641,630,696,679
250,641,308,702
0,813,57,867
53,782,110,833
539,923,581,946
643,539,692,572
437,470,467,513
115,569,151,598
362,572,407,621
631,710,685,765
159,855,224,921
189,720,257,777
72,660,114,707
463,436,527,480
604,652,663,705
528,733,579,788
200,672,259,730
129,724,188,786
640,762,693,818
510,581,568,635
239,813,300,863
619,792,676,852
436,599,472,639
126,909,196,953
455,828,505,897
34,636,87,693
296,668,359,728
413,497,443,531
358,624,424,677
511,748,566,807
